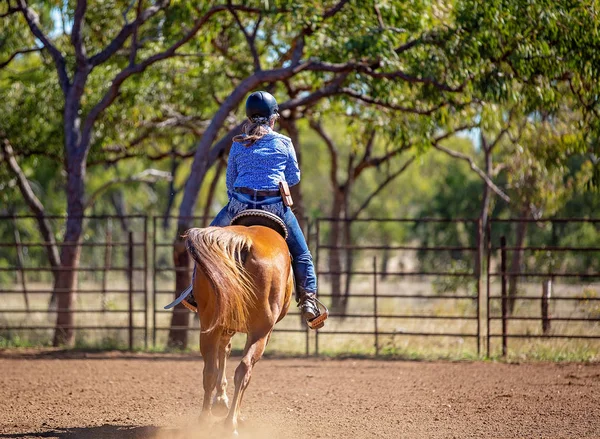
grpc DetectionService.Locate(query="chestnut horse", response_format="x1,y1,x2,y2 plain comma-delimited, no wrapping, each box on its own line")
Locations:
185,225,294,434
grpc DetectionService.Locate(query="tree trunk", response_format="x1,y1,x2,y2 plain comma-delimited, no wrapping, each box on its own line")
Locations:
477,145,493,351
281,117,307,231
53,154,86,347
202,159,226,227
171,89,251,347
52,244,82,346
380,233,390,281
507,212,529,315
342,217,353,308
1,137,62,308
110,190,130,232
342,179,353,313
162,154,181,231
167,228,192,348
329,189,345,313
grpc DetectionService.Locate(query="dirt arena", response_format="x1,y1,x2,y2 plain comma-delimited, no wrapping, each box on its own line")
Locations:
0,350,599,439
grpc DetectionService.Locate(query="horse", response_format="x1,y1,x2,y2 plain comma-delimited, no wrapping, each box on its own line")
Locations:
183,218,294,435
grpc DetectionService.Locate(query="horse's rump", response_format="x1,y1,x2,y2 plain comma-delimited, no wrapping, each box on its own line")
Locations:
185,227,255,333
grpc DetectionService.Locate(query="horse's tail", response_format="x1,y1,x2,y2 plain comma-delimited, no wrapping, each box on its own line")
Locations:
185,227,255,333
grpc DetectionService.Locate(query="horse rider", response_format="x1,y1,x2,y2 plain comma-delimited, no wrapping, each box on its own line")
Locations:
207,90,321,327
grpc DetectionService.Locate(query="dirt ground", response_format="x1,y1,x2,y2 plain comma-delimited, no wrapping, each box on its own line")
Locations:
0,350,599,439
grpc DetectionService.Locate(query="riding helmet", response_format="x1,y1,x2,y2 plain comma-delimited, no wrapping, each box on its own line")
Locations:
245,91,279,121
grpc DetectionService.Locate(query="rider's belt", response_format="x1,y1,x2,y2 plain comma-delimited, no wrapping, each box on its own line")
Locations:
235,187,281,197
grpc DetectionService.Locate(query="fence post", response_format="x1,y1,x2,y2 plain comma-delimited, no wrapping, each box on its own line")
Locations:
306,219,311,357
128,231,134,351
542,279,552,334
152,217,157,348
476,218,482,356
373,256,379,356
314,219,320,357
12,219,29,311
102,218,112,311
500,235,508,357
143,218,148,349
486,219,492,357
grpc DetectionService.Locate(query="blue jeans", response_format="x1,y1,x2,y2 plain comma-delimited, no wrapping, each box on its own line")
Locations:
209,191,317,294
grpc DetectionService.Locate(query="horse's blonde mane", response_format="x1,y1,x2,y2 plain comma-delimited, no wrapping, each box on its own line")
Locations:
185,227,255,333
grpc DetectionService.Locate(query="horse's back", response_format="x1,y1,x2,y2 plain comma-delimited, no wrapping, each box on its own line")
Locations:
229,225,289,263
228,225,293,326
191,225,293,333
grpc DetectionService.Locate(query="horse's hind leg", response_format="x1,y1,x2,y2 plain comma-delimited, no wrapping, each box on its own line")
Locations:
199,330,220,421
212,332,233,416
224,331,270,434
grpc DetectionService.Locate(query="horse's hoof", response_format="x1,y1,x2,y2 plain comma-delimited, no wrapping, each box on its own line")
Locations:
223,419,239,436
198,411,212,424
212,398,230,417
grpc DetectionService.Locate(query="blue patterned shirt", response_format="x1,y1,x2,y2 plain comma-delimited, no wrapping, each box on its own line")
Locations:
226,128,301,192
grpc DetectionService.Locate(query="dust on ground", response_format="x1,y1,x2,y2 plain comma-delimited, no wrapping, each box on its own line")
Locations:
0,349,599,438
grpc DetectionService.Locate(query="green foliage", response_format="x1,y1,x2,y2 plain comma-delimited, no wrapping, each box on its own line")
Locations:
431,260,477,297
1,0,599,286
577,287,600,319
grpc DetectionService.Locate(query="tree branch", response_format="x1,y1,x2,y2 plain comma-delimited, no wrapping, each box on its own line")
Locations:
278,0,349,67
309,60,468,93
433,136,511,202
228,3,261,71
82,5,245,151
0,135,61,268
88,0,169,67
323,0,350,20
85,169,172,209
16,0,70,93
128,0,143,67
203,79,349,170
309,119,339,186
0,3,19,18
71,0,88,67
341,88,445,115
351,156,416,219
89,148,196,167
0,47,42,69
355,130,377,175
280,73,348,111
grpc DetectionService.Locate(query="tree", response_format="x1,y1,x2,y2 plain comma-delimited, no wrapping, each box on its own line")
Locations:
1,1,275,346
168,0,483,345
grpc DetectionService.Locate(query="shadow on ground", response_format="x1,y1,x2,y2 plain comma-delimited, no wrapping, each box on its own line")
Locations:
0,425,160,439
0,423,266,439
0,349,202,362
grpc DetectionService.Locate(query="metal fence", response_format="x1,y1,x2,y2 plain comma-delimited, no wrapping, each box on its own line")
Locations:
1,215,598,357
487,218,600,357
313,218,482,357
0,215,148,349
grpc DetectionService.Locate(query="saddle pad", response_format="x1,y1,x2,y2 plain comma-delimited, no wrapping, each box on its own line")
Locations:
230,209,288,240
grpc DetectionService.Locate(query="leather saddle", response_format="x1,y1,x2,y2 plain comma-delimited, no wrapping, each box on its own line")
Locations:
230,209,288,240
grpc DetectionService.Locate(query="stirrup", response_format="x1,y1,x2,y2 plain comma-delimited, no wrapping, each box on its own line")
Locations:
306,298,328,330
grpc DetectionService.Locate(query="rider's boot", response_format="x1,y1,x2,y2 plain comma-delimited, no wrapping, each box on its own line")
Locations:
297,289,324,329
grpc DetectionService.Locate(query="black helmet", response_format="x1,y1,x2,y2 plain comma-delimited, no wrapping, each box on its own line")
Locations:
245,91,279,122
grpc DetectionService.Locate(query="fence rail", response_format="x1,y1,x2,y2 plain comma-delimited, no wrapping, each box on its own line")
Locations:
0,215,598,357
0,216,148,350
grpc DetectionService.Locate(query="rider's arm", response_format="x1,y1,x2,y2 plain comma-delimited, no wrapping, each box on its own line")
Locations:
226,144,239,193
283,139,300,186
